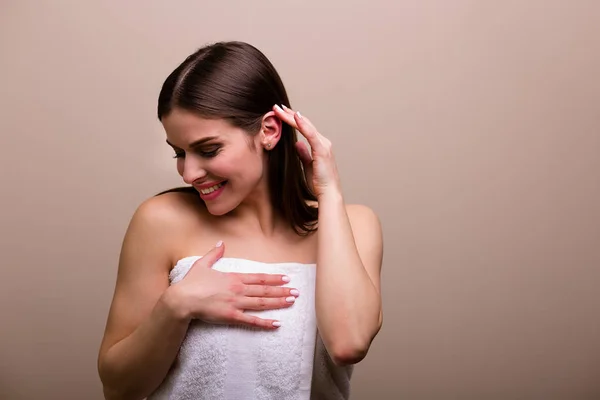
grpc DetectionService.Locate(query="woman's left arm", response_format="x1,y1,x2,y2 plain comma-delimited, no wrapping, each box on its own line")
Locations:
317,192,384,366
272,105,384,366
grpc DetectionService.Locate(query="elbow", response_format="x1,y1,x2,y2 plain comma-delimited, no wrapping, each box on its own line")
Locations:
99,379,145,400
98,374,126,400
101,383,145,400
101,387,127,400
328,330,378,366
98,357,122,400
331,348,368,366
329,340,371,366
329,315,383,366
98,358,144,400
98,370,125,400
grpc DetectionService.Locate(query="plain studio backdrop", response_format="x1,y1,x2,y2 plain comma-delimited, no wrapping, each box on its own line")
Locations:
1,1,599,399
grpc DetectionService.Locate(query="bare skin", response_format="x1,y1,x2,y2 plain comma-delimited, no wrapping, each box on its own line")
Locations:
97,106,383,400
97,191,316,400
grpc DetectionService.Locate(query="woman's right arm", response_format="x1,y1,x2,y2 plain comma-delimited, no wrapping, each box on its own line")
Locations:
97,195,298,400
97,197,193,400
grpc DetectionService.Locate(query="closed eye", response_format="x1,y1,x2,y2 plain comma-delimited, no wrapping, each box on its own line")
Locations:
200,148,221,158
172,147,221,159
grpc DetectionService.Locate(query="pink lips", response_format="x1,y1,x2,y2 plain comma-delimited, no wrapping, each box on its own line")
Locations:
197,181,227,201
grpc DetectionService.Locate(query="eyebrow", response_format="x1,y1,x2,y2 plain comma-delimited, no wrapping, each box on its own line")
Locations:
166,136,219,149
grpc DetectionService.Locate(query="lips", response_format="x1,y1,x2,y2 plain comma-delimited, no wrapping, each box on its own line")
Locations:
196,180,227,195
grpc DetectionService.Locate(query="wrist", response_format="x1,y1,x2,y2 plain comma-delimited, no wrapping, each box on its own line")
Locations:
160,286,192,323
317,187,344,204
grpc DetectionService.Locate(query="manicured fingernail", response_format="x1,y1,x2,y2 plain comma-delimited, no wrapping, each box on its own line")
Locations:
272,321,281,327
216,240,223,248
296,111,302,119
290,289,300,297
286,296,296,303
282,275,291,283
281,104,288,110
274,104,283,112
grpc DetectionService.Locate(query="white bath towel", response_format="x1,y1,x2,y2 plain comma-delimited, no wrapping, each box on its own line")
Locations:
147,256,325,400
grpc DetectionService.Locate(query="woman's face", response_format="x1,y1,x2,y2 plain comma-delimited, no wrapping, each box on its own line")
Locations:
161,108,269,216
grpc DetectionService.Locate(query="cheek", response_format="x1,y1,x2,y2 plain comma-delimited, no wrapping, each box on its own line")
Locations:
222,149,263,178
208,156,236,177
176,159,184,176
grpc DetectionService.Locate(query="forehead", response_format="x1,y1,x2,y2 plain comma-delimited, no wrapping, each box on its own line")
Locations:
162,109,241,148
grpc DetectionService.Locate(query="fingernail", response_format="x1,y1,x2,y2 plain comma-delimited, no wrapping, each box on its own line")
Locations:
296,111,302,119
272,321,281,327
290,289,300,297
286,296,296,303
274,104,283,112
282,275,291,283
281,104,288,110
216,240,223,248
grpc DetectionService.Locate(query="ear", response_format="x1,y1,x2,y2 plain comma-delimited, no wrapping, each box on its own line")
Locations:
260,111,282,151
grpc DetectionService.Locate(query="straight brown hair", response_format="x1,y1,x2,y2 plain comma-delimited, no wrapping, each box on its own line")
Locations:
155,41,318,235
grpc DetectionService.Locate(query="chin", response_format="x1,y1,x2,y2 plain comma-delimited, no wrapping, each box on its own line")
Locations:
202,198,240,217
205,206,230,216
201,201,226,216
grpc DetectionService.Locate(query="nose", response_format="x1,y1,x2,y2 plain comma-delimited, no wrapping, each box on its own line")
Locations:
181,155,207,185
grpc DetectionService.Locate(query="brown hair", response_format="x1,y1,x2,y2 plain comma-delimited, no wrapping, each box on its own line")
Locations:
155,41,318,235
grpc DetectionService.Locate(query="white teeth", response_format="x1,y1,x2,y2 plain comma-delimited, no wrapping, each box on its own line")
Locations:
200,182,225,195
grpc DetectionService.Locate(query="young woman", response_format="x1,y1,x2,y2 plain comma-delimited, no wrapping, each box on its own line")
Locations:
97,41,384,400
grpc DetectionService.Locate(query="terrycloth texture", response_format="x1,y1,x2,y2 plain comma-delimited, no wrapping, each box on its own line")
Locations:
147,257,352,400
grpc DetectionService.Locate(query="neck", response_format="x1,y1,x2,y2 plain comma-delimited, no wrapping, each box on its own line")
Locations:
226,182,283,237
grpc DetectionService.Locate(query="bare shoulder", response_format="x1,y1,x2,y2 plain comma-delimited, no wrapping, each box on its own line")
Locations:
345,203,382,230
128,191,204,252
133,190,202,226
345,203,383,250
305,200,382,236
308,199,383,266
114,190,205,288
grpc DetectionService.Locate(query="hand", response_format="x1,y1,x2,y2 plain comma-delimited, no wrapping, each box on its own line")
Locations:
170,241,299,329
273,104,342,198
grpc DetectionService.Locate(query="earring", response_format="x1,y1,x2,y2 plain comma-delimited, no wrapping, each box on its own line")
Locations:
266,143,272,149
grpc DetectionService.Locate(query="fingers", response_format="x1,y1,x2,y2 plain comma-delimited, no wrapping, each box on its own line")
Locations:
280,103,296,116
236,272,291,286
242,284,300,298
229,309,282,330
236,295,296,311
191,240,225,269
293,110,319,141
273,104,298,129
281,105,318,134
273,104,323,153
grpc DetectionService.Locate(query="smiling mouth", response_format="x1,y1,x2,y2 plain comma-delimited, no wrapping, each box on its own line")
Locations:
199,181,227,195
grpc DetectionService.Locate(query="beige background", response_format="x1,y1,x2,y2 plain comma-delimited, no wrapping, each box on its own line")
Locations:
1,1,599,399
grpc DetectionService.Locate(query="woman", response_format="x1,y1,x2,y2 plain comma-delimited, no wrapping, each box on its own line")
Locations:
97,41,383,400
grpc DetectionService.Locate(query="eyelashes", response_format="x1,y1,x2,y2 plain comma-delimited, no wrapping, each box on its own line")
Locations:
172,148,221,159
201,149,221,158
